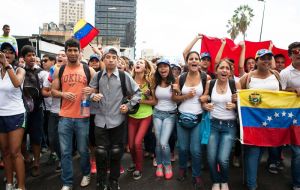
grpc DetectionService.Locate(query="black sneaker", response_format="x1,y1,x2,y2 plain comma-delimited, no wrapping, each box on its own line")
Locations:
276,161,284,170
133,170,142,180
109,180,120,190
126,164,135,172
97,181,108,190
55,161,62,173
268,163,279,174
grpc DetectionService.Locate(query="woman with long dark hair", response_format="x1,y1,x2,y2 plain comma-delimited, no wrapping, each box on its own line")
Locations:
152,58,176,180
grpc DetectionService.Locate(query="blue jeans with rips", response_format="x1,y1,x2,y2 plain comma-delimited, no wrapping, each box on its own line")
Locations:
207,118,236,183
153,109,176,166
58,117,90,186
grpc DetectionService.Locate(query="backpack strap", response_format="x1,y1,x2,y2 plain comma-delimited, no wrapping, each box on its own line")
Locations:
229,78,237,94
58,64,66,90
245,71,253,89
200,71,207,92
83,64,91,84
179,71,207,92
269,69,282,90
119,70,127,97
208,79,217,99
179,72,188,91
96,70,103,90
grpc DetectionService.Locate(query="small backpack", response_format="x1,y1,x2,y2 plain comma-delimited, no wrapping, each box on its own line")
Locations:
58,64,91,90
96,70,140,114
23,67,43,112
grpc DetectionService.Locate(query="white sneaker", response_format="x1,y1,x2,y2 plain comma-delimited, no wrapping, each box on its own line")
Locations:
6,183,14,190
61,185,72,190
80,175,91,187
221,183,229,190
212,183,220,190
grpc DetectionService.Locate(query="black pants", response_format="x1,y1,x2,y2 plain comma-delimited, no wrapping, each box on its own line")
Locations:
94,123,124,181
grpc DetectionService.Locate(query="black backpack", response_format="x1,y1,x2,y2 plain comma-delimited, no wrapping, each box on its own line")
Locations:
208,79,236,101
58,64,91,90
23,67,43,112
179,71,207,92
96,70,140,114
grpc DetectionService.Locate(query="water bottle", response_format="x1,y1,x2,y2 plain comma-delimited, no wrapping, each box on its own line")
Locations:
80,93,90,117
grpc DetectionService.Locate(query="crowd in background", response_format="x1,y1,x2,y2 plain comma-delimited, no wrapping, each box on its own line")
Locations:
1,25,300,190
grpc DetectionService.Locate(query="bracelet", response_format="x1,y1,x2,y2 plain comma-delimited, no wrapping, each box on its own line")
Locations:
61,91,64,97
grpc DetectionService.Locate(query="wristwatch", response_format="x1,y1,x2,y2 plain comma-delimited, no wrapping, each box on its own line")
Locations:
4,65,13,70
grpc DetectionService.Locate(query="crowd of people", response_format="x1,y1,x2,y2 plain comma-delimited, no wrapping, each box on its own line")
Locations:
0,25,300,190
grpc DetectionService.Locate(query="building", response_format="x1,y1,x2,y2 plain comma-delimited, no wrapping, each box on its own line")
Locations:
59,0,85,25
39,22,73,44
95,0,136,47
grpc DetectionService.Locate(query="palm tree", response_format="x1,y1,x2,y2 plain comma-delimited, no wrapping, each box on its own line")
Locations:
227,5,254,41
226,17,239,40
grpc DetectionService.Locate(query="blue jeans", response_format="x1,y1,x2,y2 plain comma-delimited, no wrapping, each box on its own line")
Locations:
244,145,264,189
291,145,300,188
207,118,236,183
153,109,176,166
58,117,90,186
177,118,202,177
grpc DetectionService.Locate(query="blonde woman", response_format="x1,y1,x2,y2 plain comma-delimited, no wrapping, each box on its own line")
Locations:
127,59,156,180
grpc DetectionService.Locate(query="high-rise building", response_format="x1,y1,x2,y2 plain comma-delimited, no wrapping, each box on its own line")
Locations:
95,0,136,47
59,0,85,25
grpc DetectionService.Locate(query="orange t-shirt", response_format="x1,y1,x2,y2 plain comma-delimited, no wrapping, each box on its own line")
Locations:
59,64,88,118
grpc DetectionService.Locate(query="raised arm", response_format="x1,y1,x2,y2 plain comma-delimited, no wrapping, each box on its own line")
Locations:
269,41,276,69
183,34,203,62
215,38,226,64
238,41,246,77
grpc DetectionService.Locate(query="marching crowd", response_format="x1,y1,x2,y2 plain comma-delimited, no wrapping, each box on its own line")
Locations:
1,24,300,190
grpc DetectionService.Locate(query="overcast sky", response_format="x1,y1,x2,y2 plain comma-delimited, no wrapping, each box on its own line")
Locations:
1,0,299,59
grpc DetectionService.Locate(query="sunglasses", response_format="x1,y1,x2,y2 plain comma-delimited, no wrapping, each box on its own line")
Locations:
2,49,14,54
291,49,300,55
42,59,49,62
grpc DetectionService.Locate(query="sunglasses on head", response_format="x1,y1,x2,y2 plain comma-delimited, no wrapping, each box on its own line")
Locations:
2,49,14,54
291,49,300,55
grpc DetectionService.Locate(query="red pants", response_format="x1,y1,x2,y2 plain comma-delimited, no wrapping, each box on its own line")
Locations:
128,115,152,172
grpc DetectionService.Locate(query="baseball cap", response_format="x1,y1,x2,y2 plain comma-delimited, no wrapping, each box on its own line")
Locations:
200,52,211,60
1,42,18,56
103,46,120,57
157,58,170,66
89,54,100,61
255,49,273,59
171,63,181,70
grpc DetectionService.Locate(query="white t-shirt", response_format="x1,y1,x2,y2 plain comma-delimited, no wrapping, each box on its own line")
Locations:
178,82,203,115
154,85,177,111
0,68,26,116
249,75,280,91
280,64,300,89
43,72,52,111
211,80,236,120
43,78,61,114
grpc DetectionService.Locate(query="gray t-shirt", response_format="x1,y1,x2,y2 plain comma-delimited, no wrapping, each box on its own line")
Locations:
89,69,141,128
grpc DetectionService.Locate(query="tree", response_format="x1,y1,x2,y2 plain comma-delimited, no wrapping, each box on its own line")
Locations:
226,17,239,40
227,5,254,41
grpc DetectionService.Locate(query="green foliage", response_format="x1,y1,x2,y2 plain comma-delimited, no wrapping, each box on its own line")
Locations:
226,5,254,40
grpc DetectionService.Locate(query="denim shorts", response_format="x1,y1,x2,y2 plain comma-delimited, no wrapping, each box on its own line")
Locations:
0,113,26,133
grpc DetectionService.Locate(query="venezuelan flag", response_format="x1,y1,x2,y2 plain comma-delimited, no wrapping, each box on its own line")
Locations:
73,19,99,48
238,89,300,146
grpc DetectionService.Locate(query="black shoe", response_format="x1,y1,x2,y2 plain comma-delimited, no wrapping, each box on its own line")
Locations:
177,169,187,182
193,177,205,190
109,180,120,190
133,170,142,180
97,181,108,190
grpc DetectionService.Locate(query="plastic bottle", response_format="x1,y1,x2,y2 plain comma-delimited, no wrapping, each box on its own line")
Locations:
80,93,90,117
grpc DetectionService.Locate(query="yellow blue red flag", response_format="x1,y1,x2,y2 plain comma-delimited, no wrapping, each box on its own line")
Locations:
73,19,99,48
238,89,300,146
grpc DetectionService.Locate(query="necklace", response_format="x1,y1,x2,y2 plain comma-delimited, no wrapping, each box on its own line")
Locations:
217,83,227,94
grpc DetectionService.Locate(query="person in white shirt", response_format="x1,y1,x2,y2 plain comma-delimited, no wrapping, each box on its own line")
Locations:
0,42,26,190
280,42,300,190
